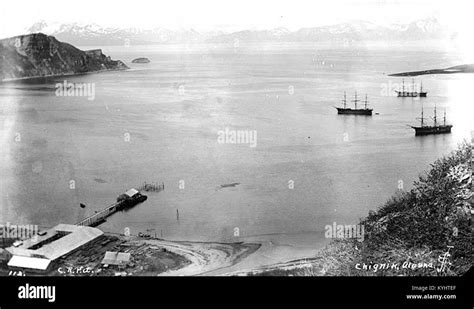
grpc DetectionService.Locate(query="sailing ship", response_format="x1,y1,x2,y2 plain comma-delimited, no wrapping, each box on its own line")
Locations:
395,79,427,97
336,92,373,116
410,105,452,136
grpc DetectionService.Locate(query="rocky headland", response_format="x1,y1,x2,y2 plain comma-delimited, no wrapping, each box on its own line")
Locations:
0,33,128,81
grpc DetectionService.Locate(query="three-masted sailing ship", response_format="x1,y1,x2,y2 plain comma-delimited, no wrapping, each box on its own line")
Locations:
395,79,427,97
336,92,373,116
410,105,452,136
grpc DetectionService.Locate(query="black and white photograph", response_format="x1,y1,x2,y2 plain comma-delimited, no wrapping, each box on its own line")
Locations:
0,0,472,306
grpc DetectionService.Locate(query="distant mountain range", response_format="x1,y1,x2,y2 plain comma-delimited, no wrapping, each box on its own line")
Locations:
24,18,449,46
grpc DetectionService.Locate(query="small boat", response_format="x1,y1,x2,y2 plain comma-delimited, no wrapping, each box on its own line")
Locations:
336,92,373,116
410,105,452,136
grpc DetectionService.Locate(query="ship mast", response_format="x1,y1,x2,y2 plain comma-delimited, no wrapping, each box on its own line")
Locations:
402,79,405,93
417,105,426,127
443,109,446,126
364,94,368,109
421,105,424,126
353,91,359,109
433,105,437,127
420,81,423,93
342,91,347,109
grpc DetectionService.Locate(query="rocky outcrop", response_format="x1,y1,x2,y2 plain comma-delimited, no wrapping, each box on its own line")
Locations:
131,57,150,63
0,33,128,81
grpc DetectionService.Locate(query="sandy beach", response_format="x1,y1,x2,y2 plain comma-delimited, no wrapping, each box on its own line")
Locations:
152,231,329,276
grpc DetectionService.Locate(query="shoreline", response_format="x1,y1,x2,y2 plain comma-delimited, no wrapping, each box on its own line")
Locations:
0,68,129,83
0,231,328,276
121,229,329,276
1,142,470,277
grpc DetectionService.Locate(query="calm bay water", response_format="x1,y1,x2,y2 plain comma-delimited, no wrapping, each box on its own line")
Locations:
1,43,472,247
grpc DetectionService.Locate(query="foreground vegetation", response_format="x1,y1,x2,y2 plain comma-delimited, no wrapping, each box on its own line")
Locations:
254,142,472,276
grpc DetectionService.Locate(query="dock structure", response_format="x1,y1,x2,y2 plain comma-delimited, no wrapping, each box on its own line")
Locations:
3,189,147,273
76,189,147,227
76,201,121,227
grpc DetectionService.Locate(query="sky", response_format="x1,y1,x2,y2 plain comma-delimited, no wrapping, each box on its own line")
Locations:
0,0,473,38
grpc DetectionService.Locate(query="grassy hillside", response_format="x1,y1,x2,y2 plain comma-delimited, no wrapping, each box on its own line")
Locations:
253,141,472,276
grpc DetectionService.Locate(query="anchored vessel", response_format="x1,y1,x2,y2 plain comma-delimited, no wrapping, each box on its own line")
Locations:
336,92,373,115
395,79,427,97
410,105,452,136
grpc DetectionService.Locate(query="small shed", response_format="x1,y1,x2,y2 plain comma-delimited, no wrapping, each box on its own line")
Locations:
124,189,139,198
101,251,131,267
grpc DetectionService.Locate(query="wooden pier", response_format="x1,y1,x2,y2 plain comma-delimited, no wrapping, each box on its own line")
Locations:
76,189,147,227
76,201,122,227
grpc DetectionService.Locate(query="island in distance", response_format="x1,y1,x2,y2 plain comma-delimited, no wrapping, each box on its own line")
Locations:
0,33,128,82
389,64,474,77
132,57,150,63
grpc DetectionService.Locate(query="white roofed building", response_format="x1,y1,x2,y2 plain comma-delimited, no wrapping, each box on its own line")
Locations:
6,224,103,272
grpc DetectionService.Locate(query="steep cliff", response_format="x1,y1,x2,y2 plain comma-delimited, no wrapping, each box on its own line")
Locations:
0,33,128,81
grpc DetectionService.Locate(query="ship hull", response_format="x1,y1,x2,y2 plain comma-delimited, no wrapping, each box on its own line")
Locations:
411,125,452,136
336,108,372,115
396,91,428,97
